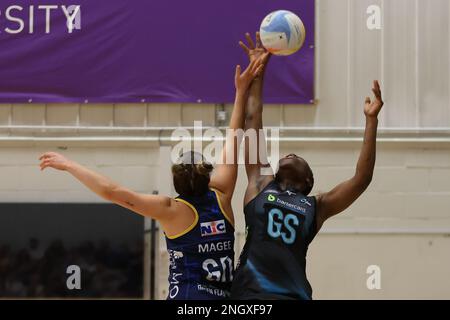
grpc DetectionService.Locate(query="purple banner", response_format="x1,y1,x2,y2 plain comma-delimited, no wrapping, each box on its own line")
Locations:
0,0,315,104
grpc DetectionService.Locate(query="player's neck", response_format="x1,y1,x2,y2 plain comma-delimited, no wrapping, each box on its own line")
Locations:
277,178,303,193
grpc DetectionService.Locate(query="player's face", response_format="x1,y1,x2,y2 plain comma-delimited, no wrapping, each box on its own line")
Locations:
278,154,306,172
277,154,313,193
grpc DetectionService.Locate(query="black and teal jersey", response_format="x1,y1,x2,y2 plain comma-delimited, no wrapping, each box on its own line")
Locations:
165,189,235,300
231,180,317,300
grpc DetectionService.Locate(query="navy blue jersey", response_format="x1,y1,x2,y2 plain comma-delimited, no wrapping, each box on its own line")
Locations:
165,189,235,300
231,180,317,300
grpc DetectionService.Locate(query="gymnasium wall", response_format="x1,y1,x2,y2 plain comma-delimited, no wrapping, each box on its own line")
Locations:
1,0,450,299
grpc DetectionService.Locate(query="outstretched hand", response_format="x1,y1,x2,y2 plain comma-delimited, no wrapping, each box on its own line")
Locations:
364,80,384,118
234,54,268,92
39,152,72,171
239,32,271,65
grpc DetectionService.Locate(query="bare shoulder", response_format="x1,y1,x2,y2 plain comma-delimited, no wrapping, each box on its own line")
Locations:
313,193,325,216
314,193,323,206
313,193,328,232
163,196,196,221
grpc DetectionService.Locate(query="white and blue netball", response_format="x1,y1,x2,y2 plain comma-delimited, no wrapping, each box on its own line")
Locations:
260,10,306,56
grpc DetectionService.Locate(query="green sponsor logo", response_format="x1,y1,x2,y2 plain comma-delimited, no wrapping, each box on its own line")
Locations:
267,194,276,202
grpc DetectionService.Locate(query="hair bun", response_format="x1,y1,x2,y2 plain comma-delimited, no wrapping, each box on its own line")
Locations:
196,161,213,175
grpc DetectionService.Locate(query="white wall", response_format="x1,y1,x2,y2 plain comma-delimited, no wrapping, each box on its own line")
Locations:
0,145,160,202
315,0,450,128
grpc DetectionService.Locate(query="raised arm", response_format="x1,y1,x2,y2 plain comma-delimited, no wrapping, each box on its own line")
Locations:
209,59,265,199
315,80,384,230
39,152,175,220
240,32,273,205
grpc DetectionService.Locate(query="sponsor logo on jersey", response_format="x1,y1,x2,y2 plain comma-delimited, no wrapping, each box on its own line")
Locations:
267,193,312,208
300,198,312,206
172,250,184,259
200,219,226,237
168,250,184,270
267,196,307,213
266,189,310,201
197,284,229,297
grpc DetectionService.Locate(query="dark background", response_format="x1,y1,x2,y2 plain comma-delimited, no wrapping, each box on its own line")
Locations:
0,203,144,298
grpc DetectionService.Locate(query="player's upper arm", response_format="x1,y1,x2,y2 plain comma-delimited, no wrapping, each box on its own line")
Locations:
209,131,242,199
103,186,176,221
243,126,274,197
209,163,238,199
316,176,371,230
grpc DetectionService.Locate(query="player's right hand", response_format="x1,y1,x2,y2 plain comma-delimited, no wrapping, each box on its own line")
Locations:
39,152,73,171
239,32,271,66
